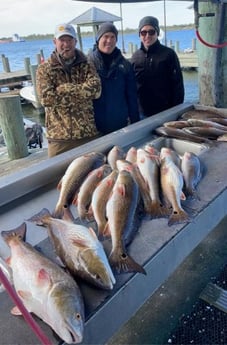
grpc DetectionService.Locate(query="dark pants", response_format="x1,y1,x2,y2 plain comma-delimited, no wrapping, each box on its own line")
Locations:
48,135,101,158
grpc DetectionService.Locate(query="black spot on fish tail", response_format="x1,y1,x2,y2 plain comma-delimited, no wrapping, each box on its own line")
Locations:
168,208,190,226
149,200,172,219
109,249,146,275
1,222,27,242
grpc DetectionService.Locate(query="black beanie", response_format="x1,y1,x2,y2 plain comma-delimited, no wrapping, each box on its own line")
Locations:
96,22,118,42
138,16,160,36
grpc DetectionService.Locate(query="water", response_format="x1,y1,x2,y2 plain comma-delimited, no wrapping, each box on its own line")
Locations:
0,28,197,71
0,28,199,123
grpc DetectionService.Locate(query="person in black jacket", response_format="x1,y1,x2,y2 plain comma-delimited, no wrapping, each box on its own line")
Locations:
88,22,140,135
131,16,185,118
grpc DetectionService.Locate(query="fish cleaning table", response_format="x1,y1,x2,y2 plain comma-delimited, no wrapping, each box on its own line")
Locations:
0,103,226,345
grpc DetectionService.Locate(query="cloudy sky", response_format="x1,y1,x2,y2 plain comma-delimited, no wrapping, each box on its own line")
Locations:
0,0,194,38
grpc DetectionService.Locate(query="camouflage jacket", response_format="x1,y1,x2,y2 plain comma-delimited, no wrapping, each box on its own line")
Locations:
36,49,101,141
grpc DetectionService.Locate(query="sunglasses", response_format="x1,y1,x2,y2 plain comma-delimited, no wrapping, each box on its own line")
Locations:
140,29,156,37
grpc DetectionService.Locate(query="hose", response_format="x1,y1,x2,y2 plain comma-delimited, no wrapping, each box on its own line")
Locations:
194,0,227,48
0,267,53,345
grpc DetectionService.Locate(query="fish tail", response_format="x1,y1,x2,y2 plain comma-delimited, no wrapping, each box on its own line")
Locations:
109,249,146,275
149,200,171,218
186,188,200,201
168,208,190,226
1,222,27,244
27,208,51,225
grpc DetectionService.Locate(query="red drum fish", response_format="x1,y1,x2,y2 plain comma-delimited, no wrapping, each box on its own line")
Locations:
28,208,116,290
181,151,202,199
1,223,85,344
155,126,210,144
137,148,169,218
125,146,138,164
105,170,146,275
90,169,118,237
116,159,153,215
107,145,125,170
54,152,106,218
160,155,189,226
74,164,112,221
160,147,181,169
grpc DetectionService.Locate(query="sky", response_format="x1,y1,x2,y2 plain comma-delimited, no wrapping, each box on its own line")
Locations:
0,0,194,38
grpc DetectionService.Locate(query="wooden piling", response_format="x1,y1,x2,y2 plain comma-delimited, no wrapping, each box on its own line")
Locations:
1,54,11,73
0,95,28,159
24,57,31,75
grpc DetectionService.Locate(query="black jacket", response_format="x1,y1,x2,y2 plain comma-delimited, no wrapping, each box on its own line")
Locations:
131,40,184,117
89,47,139,135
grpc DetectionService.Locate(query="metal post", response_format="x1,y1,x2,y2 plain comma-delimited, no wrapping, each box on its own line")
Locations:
119,2,126,54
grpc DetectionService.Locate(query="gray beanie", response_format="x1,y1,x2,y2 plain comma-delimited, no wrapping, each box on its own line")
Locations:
96,22,118,42
138,16,160,36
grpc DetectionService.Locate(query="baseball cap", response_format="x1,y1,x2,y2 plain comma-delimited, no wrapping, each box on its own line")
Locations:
54,23,76,39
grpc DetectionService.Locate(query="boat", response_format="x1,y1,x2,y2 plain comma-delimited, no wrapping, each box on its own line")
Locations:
20,85,44,112
11,33,25,42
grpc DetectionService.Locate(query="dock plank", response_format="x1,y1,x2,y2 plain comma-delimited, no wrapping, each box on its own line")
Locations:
0,70,31,88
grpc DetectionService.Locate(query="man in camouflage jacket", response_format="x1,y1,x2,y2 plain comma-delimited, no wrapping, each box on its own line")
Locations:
36,23,101,157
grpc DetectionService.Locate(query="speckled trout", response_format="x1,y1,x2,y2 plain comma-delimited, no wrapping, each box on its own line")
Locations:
1,223,85,344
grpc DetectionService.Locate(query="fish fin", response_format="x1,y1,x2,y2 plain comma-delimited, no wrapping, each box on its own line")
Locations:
168,208,190,226
56,178,62,190
37,268,52,288
109,249,146,275
17,289,32,300
72,195,78,206
102,222,111,237
6,257,11,266
27,208,51,225
180,191,187,201
1,223,27,244
88,227,98,240
117,183,126,197
11,306,23,316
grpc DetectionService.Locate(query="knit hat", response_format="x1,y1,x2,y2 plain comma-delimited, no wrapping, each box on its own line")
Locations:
54,23,76,39
138,16,160,36
96,22,118,42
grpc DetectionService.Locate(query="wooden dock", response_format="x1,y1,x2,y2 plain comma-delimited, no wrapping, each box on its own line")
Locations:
0,70,31,90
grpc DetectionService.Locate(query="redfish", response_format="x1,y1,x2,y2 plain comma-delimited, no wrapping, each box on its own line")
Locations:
28,208,116,290
181,151,202,199
74,164,112,221
105,170,146,275
90,170,118,237
1,223,85,344
54,152,106,218
160,156,189,226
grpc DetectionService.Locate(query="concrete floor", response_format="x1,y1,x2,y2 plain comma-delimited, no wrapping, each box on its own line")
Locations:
107,215,227,345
